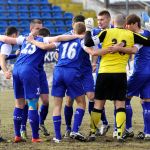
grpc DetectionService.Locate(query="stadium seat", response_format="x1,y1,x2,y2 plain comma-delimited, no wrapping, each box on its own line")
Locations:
141,11,150,23
39,0,49,4
65,20,72,27
56,27,66,34
0,13,8,20
55,20,65,27
8,5,17,12
28,0,39,4
29,6,40,12
0,21,8,27
0,28,5,34
20,28,30,35
9,0,27,5
8,21,19,27
49,28,56,36
40,5,52,12
18,13,29,19
64,12,73,19
41,12,52,19
0,0,8,4
0,6,7,12
18,5,28,12
8,13,18,20
30,13,41,19
19,21,30,27
52,6,62,12
53,12,63,19
43,21,54,28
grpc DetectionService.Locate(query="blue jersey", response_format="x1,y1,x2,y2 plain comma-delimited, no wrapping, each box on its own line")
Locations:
133,30,150,74
56,39,84,70
15,36,47,70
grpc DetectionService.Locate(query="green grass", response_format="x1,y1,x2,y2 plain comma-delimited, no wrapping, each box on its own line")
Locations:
0,90,149,150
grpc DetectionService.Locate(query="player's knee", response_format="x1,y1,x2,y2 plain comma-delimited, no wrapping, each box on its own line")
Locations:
40,94,49,105
65,96,73,106
27,98,39,110
15,98,25,109
87,92,95,101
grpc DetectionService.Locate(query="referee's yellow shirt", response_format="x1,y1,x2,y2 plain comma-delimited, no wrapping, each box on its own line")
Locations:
98,28,134,73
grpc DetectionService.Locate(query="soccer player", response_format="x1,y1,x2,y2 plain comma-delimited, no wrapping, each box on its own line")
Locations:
91,10,112,136
124,14,150,140
62,15,95,138
84,14,150,142
0,27,18,79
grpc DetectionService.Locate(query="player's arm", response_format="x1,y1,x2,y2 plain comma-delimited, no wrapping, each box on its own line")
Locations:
84,30,107,47
0,35,17,45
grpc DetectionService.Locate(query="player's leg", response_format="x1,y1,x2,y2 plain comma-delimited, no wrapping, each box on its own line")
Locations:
64,96,74,138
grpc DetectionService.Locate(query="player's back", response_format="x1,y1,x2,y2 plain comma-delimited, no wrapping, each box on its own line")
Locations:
99,28,134,73
134,29,150,74
56,38,84,70
15,36,47,70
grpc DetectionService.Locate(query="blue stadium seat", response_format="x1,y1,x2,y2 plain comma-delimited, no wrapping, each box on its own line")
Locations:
39,0,48,4
52,6,62,12
0,21,8,27
28,0,39,4
49,28,56,36
30,13,41,19
141,11,150,22
53,12,63,19
65,20,72,27
18,5,28,12
29,6,40,12
0,28,5,34
56,27,66,35
64,12,73,19
18,13,29,19
8,5,17,12
8,13,18,20
9,0,27,5
0,13,8,20
0,6,7,12
40,5,52,12
55,20,65,27
19,21,30,27
8,21,19,27
0,0,8,4
41,12,52,19
43,21,54,28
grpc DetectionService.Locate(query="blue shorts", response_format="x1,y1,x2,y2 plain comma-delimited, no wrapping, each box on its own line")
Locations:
81,70,94,93
127,73,150,99
13,65,40,99
39,70,49,94
51,67,84,99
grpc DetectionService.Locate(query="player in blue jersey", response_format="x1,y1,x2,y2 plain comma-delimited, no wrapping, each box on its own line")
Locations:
123,14,150,140
91,10,113,136
0,27,80,142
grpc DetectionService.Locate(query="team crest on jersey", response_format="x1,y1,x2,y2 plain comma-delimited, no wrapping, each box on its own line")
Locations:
36,87,40,95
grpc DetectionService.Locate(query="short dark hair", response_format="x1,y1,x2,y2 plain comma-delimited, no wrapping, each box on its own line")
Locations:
126,14,141,28
74,22,86,35
5,26,18,36
72,15,85,23
30,19,43,26
38,28,50,37
98,10,111,18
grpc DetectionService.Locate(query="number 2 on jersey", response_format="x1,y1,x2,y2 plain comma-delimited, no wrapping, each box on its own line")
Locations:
61,42,77,59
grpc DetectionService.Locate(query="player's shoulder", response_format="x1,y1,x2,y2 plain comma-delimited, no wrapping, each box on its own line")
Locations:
141,29,150,37
92,27,101,36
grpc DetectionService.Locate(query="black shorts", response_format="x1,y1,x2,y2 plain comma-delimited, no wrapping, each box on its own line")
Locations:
95,73,127,101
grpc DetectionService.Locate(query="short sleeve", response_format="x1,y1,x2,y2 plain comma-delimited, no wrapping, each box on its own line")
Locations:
16,35,25,45
0,44,12,56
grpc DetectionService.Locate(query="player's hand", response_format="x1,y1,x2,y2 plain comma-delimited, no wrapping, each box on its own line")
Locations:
4,70,11,79
26,35,34,43
84,18,94,31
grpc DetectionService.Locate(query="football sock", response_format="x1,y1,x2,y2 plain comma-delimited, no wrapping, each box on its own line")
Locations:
28,110,39,139
90,108,102,133
114,108,117,132
141,102,146,133
39,104,49,125
101,107,108,125
53,116,61,140
21,104,28,131
143,102,150,134
88,101,94,115
125,98,133,131
116,108,126,138
64,105,73,131
13,107,23,137
72,108,85,133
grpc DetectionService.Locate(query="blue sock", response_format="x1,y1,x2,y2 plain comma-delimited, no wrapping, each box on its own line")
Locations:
28,110,39,139
39,104,49,125
53,116,61,140
88,101,94,115
21,104,28,131
125,98,133,130
101,107,108,125
64,105,73,131
72,108,85,133
143,102,150,134
114,108,117,131
142,103,146,133
13,107,23,137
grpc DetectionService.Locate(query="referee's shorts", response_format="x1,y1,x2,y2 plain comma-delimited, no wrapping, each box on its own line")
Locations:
95,73,127,101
